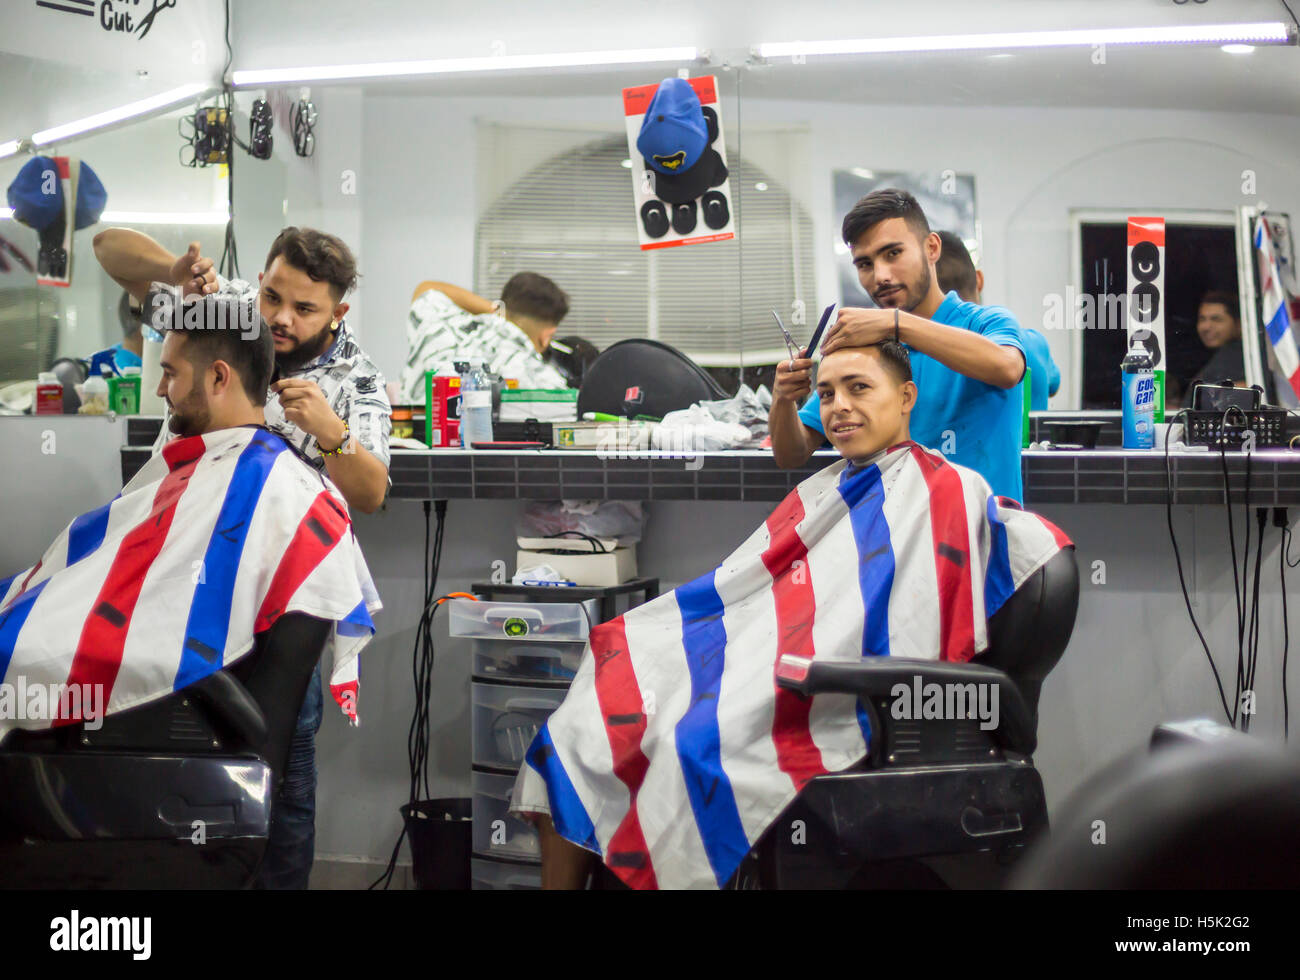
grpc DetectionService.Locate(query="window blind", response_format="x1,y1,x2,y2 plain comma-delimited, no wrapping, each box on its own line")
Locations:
474,122,814,367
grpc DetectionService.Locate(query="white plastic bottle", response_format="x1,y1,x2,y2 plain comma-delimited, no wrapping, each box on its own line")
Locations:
459,362,494,448
80,364,111,415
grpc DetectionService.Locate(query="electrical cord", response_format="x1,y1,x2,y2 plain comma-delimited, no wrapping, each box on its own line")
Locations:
1164,409,1233,723
1281,528,1291,739
370,499,473,889
216,0,239,279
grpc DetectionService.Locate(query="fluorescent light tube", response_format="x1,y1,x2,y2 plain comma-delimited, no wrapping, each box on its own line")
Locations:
31,83,211,146
233,46,698,86
0,141,19,160
99,211,231,225
759,22,1292,59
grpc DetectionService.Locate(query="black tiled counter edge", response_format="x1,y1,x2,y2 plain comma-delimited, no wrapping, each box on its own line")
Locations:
119,440,1300,506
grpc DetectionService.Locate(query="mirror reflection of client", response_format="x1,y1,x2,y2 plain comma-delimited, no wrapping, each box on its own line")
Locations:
935,230,1059,411
84,291,145,373
510,341,1071,889
1188,290,1245,393
770,189,1027,502
398,273,572,401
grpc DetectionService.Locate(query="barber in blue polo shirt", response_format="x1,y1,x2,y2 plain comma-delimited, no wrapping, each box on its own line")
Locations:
769,188,1027,501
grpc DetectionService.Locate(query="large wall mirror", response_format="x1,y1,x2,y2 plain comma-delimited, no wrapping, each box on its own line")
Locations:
4,0,1299,414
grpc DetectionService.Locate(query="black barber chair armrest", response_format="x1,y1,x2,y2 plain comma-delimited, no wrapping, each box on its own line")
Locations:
776,655,1038,756
187,669,268,748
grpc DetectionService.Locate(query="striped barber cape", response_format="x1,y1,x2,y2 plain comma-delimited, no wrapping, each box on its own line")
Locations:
0,426,381,739
511,440,1071,889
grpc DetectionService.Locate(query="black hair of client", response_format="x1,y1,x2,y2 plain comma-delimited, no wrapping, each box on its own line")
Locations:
841,187,931,247
873,339,912,384
265,226,359,302
501,271,570,324
934,230,978,302
162,292,275,405
1200,289,1240,321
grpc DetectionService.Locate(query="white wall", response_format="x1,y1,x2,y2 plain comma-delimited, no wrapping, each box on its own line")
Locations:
282,91,1300,407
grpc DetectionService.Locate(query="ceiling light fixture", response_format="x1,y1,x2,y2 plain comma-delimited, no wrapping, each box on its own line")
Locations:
758,22,1291,59
233,46,700,87
30,83,211,147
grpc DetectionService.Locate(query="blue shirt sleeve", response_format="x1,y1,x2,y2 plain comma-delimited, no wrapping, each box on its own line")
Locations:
797,392,825,435
975,305,1025,353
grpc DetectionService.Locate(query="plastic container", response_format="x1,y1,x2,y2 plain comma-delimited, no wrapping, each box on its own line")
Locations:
472,769,541,861
447,598,594,642
35,372,63,415
109,366,141,415
471,856,542,890
401,797,471,889
472,639,584,682
79,365,111,415
471,681,566,769
459,362,494,447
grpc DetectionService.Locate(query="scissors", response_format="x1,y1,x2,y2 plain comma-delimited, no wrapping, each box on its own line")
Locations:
771,309,800,365
135,0,176,41
772,302,838,365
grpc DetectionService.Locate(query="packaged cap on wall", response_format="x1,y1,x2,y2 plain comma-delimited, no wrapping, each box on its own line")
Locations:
6,156,108,232
636,83,728,206
636,78,708,178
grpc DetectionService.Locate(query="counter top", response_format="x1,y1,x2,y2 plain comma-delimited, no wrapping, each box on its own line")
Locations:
114,442,1300,505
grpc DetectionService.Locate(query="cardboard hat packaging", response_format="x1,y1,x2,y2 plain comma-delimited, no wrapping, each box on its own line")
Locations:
515,546,638,587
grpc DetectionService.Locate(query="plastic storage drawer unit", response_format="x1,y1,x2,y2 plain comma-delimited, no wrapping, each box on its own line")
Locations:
472,639,585,683
472,682,567,769
448,598,596,643
472,769,541,861
471,857,542,890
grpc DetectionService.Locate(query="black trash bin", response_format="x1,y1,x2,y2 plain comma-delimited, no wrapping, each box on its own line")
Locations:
401,798,472,890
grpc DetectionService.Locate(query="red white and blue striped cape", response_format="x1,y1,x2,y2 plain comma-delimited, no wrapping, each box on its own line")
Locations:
0,426,381,739
511,441,1071,889
1255,216,1300,400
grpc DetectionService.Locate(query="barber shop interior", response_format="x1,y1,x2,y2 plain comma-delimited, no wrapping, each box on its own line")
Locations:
2,0,1300,927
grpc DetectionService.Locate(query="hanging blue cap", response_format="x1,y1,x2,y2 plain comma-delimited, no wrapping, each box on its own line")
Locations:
6,156,107,232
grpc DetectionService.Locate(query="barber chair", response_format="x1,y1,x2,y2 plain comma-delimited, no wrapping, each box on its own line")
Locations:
49,356,87,415
0,612,330,888
576,339,729,420
736,547,1079,889
1009,720,1300,888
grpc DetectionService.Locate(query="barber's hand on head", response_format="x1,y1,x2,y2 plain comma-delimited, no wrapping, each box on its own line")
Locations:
773,351,814,405
170,241,218,297
820,307,895,355
272,379,347,450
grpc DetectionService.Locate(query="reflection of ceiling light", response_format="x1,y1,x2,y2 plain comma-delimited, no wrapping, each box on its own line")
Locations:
754,181,768,191
988,53,1014,59
31,83,210,146
233,47,699,86
1221,44,1256,54
98,210,231,225
607,269,634,275
850,168,875,180
759,22,1291,58
0,141,19,160
620,158,632,168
